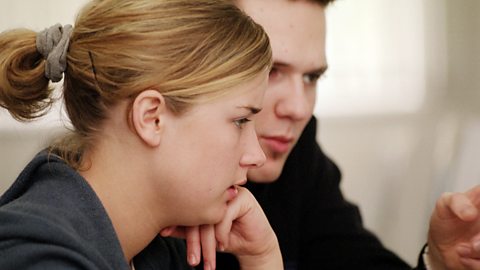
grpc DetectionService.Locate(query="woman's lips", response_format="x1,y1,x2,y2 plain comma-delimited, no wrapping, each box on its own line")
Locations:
260,136,293,154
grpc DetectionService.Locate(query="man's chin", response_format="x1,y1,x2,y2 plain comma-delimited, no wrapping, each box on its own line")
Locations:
247,158,286,183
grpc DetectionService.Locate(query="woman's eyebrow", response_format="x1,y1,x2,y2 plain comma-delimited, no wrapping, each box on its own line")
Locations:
237,106,262,114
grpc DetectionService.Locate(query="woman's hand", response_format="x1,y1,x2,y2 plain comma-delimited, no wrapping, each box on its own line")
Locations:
160,187,283,270
214,186,282,269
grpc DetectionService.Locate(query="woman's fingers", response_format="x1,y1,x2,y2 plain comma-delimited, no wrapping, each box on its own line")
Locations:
200,224,216,270
215,187,250,251
185,226,201,266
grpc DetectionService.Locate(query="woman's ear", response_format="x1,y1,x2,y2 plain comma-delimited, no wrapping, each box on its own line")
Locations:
131,90,167,147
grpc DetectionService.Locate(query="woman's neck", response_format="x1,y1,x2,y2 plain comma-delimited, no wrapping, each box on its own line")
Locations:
79,136,169,261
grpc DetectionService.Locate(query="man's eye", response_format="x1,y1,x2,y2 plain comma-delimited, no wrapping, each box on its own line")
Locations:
303,73,321,85
234,118,251,128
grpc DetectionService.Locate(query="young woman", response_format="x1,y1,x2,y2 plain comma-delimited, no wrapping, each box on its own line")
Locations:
0,0,282,269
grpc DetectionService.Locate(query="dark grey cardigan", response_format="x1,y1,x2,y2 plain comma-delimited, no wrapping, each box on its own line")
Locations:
0,151,190,270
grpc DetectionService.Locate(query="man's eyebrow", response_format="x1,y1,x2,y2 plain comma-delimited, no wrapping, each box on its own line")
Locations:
309,65,328,76
273,61,328,75
237,106,262,114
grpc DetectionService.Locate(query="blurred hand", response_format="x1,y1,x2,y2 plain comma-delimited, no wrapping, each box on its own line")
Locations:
428,185,480,269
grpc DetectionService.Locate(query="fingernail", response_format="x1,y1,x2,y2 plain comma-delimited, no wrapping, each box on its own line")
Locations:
461,207,476,218
217,241,225,252
204,262,211,270
188,254,197,266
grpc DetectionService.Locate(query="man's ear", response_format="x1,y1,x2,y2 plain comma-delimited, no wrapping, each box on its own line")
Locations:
131,90,167,147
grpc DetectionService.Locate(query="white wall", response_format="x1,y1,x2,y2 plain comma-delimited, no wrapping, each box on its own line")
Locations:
318,0,480,265
0,0,88,30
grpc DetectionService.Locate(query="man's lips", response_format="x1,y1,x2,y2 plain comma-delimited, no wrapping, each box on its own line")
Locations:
260,136,294,154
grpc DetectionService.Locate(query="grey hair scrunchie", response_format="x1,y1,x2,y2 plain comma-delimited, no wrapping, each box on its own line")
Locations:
36,23,73,82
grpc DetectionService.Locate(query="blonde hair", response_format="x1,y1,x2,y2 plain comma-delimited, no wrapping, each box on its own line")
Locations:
0,0,271,169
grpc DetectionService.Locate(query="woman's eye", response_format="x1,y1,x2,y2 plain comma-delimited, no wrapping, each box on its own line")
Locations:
269,67,280,81
234,118,251,128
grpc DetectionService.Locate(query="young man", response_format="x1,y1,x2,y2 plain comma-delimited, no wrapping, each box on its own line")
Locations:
205,0,480,269
219,0,410,269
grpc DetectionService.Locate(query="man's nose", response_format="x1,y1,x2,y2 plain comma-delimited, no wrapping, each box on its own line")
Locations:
275,76,311,121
